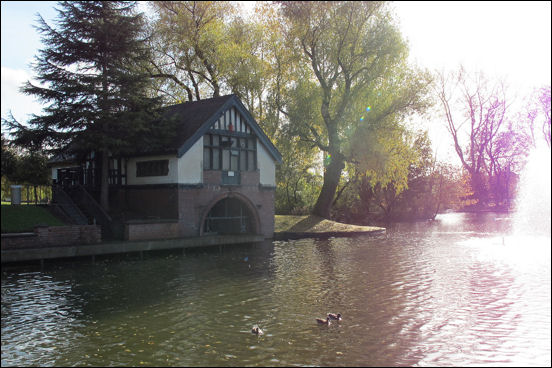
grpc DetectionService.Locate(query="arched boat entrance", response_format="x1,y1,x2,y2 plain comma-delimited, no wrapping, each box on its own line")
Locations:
201,196,259,235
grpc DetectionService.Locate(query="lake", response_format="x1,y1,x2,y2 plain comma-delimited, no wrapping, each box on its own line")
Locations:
1,212,550,366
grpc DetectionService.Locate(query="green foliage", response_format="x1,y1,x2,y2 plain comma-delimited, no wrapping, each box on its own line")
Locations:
13,152,50,187
277,1,433,217
1,133,51,204
1,134,17,179
150,1,255,102
275,135,322,214
3,1,164,210
332,130,465,222
147,1,439,219
3,133,48,184
6,1,162,153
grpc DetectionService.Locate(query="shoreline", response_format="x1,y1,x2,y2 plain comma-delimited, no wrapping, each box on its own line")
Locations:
1,234,265,264
2,216,386,264
273,215,386,240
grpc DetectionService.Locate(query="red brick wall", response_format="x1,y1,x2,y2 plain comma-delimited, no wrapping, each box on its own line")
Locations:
203,170,222,184
125,221,181,241
178,170,275,238
1,225,101,250
115,169,276,240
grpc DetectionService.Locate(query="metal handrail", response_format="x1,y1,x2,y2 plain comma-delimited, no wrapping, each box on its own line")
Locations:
73,184,112,222
52,185,88,225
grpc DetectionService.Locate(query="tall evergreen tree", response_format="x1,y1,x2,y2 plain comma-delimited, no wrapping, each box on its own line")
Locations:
4,1,162,211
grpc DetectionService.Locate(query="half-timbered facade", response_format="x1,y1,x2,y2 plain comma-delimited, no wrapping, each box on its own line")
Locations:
49,95,281,240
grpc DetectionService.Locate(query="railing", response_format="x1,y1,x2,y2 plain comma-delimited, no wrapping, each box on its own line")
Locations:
68,184,116,239
52,185,88,225
72,184,112,222
1,183,52,204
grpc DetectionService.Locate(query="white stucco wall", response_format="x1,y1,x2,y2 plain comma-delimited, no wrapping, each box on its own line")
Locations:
50,164,78,181
257,140,276,186
178,137,203,184
51,166,60,181
126,154,178,185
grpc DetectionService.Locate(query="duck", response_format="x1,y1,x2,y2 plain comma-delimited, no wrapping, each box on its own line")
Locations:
328,313,342,321
316,316,331,325
251,326,264,335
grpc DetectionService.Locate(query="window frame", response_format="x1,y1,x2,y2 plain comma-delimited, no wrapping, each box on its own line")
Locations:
136,159,169,177
203,132,256,172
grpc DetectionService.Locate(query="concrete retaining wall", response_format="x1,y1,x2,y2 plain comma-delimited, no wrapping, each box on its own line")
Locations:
1,225,101,250
1,234,265,263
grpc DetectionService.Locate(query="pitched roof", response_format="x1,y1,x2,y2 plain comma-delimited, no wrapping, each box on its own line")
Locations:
162,94,235,153
165,94,282,163
48,151,77,165
49,94,282,164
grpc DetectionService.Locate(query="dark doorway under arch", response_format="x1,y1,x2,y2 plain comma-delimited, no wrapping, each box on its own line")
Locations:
203,197,255,235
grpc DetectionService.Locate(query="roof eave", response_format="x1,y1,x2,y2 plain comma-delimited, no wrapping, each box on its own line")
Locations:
176,95,282,164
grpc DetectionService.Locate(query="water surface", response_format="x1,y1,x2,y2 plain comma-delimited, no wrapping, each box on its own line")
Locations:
2,213,550,366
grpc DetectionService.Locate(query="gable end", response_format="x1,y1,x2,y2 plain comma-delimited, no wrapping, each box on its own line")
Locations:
176,95,282,164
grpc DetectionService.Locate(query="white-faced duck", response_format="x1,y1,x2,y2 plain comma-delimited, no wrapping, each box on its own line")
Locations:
316,317,331,325
328,313,342,321
251,326,264,335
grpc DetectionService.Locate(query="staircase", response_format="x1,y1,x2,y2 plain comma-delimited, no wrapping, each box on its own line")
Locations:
52,185,88,225
52,184,120,240
66,185,119,240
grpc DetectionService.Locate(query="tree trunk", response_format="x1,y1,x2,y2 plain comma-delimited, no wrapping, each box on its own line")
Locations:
100,151,110,212
311,154,345,218
432,173,444,219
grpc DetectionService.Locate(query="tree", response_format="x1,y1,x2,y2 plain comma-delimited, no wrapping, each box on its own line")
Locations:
2,134,51,204
339,129,434,221
333,133,466,222
4,1,163,211
275,133,322,214
436,66,512,207
435,66,539,209
15,152,50,204
149,1,254,101
1,133,17,181
522,85,551,148
277,1,431,218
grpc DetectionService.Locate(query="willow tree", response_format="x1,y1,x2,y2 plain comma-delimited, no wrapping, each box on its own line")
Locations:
149,2,260,103
278,1,431,218
4,1,162,211
148,1,235,101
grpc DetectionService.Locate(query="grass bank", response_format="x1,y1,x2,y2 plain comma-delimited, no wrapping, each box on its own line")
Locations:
1,205,66,233
274,215,385,238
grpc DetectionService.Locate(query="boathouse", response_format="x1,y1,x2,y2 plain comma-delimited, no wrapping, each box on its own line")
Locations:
48,95,282,241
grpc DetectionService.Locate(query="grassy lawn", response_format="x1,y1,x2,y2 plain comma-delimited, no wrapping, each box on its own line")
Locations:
1,205,66,233
275,215,384,233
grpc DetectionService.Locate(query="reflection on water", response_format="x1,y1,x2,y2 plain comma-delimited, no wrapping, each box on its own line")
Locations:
1,213,550,366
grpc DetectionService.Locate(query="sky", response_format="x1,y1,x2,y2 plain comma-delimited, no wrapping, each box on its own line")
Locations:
1,1,551,163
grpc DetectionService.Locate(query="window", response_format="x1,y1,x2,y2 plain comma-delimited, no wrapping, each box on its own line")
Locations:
203,133,256,171
136,160,169,177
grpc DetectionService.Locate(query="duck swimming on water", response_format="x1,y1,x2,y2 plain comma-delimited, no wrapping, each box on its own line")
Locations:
251,326,264,335
328,313,342,321
316,317,331,325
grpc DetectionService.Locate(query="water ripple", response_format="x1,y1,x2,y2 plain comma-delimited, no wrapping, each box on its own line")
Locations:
2,214,550,366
